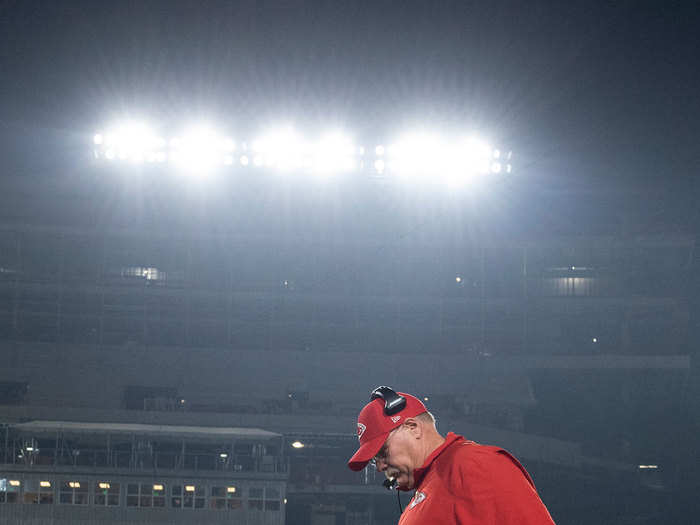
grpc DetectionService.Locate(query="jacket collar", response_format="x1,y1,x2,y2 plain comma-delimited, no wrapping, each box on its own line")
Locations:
411,432,463,488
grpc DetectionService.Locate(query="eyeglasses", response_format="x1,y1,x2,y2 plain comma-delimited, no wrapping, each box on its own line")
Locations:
370,426,401,468
370,442,389,467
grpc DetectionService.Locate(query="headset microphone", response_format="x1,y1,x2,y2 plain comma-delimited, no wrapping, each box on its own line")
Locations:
382,477,403,513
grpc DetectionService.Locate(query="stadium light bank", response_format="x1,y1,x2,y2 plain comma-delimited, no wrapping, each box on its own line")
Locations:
92,121,512,185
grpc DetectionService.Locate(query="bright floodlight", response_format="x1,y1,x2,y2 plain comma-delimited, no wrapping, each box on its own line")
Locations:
312,131,356,174
379,132,494,183
97,121,163,163
252,127,305,172
455,137,493,176
92,120,512,179
385,132,442,178
170,125,232,175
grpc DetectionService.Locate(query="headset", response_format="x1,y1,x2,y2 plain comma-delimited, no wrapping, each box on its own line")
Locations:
370,386,407,415
370,386,407,513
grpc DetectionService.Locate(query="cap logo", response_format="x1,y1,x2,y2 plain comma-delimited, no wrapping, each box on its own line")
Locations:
357,422,366,440
391,415,401,423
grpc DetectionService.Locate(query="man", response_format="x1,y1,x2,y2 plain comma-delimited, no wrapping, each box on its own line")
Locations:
347,386,555,524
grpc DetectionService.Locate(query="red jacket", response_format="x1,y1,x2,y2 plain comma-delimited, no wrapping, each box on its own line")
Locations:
398,433,555,525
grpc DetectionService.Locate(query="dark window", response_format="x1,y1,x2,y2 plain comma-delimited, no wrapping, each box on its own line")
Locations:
59,481,88,505
249,487,263,510
127,482,165,508
23,480,54,504
210,486,241,510
0,479,21,503
171,484,205,509
94,481,120,506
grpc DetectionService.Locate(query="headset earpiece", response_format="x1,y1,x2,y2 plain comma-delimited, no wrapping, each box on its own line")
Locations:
370,386,407,416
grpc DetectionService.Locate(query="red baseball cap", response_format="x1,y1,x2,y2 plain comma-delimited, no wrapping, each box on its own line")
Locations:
347,392,428,471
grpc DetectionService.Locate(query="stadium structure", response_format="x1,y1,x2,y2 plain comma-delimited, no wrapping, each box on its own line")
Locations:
0,122,696,524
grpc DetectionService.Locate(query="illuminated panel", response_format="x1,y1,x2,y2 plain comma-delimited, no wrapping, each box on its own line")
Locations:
95,122,165,163
92,122,512,178
381,133,496,182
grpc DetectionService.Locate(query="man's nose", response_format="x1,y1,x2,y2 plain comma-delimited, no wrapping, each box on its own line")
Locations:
375,458,388,472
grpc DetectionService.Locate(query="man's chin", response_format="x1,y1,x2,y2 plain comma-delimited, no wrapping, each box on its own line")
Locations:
397,477,414,491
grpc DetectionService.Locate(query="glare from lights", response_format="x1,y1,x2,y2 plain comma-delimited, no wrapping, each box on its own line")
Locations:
379,133,494,182
92,122,513,181
99,482,110,489
445,175,467,189
9,480,20,487
185,485,196,492
384,132,442,177
592,337,598,343
40,481,51,488
153,484,164,491
291,441,305,449
251,127,305,172
455,276,462,283
460,137,493,175
170,125,232,175
227,486,237,493
69,482,81,488
312,131,357,175
219,453,228,458
638,465,658,469
98,121,163,163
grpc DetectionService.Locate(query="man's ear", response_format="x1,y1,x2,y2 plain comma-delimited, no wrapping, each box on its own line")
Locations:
403,417,422,438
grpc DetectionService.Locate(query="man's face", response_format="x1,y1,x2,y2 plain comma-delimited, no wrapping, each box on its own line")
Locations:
373,425,420,490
